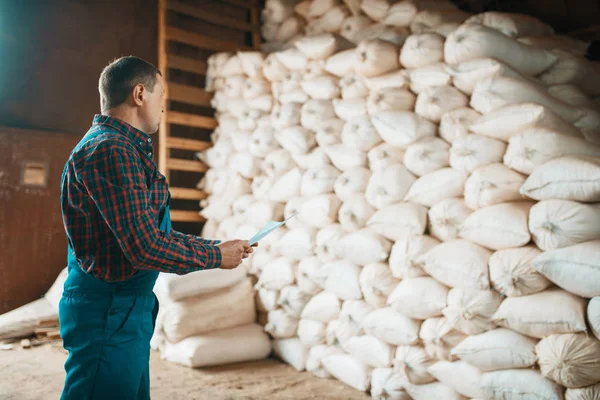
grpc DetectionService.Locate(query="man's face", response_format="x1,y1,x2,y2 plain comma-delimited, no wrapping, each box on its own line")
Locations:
141,73,165,134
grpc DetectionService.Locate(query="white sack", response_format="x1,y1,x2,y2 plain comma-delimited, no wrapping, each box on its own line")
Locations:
367,202,428,241
444,23,558,76
315,224,347,263
529,200,600,251
504,129,600,175
345,335,395,368
538,49,600,96
492,288,588,339
273,338,308,371
532,240,600,298
359,262,399,308
415,86,469,123
404,381,468,400
465,11,553,38
160,324,271,368
301,165,341,197
256,257,296,291
325,49,356,77
342,116,382,151
372,111,437,149
154,266,247,302
451,328,538,372
354,39,401,78
442,288,503,335
265,309,299,339
446,57,536,96
404,137,450,177
301,99,336,131
427,198,473,242
264,149,297,178
364,70,409,92
298,194,342,229
470,76,583,123
323,353,373,392
406,63,451,95
489,246,551,297
334,167,371,201
301,291,341,322
400,33,445,69
464,163,526,209
338,195,376,232
335,229,391,265
565,384,600,400
389,235,440,278
271,102,302,130
324,144,368,171
269,167,302,202
410,9,470,34
368,143,406,172
449,134,507,174
459,201,533,251
481,369,565,400
324,260,362,301
427,360,484,398
295,33,353,60
469,102,582,142
306,344,344,378
419,317,467,361
315,118,344,148
371,368,412,400
291,147,332,170
589,297,600,341
366,164,417,209
367,88,416,116
160,278,256,343
256,288,280,313
394,345,435,385
340,75,369,100
537,333,600,389
362,307,421,346
404,168,467,207
418,239,491,290
520,156,600,202
333,98,368,121
388,277,449,320
297,319,327,347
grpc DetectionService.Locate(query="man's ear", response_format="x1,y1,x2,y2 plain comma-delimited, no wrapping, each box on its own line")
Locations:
133,84,144,106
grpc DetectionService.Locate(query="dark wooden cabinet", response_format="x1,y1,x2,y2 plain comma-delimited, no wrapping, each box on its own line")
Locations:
0,127,78,314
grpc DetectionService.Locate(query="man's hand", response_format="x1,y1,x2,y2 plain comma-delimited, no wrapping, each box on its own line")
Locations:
217,240,255,269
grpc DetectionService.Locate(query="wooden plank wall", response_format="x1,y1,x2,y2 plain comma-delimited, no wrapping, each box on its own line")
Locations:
157,0,262,234
0,127,79,314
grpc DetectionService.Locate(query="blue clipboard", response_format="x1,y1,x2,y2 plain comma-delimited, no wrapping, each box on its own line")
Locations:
248,213,298,246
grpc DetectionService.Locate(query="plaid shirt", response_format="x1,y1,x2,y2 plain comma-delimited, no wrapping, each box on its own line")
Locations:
60,114,222,282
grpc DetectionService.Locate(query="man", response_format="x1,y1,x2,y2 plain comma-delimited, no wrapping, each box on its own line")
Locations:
58,56,253,399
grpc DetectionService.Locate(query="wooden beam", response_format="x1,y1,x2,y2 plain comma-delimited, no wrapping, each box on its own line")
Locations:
167,111,217,129
166,137,213,152
170,187,209,200
158,0,169,181
167,158,208,172
250,3,261,49
218,0,256,9
168,83,212,106
170,210,206,222
167,55,207,75
165,26,249,51
167,0,257,32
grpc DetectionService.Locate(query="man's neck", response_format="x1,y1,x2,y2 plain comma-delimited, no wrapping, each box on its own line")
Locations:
104,108,146,134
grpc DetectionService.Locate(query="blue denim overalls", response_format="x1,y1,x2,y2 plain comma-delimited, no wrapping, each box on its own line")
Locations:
59,128,167,400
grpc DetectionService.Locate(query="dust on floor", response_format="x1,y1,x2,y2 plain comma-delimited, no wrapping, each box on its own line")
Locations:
0,341,370,400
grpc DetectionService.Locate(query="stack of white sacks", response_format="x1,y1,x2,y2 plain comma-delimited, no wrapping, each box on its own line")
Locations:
150,268,271,367
199,0,600,398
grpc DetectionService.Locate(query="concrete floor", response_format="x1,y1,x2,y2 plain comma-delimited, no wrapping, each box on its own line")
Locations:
0,341,370,400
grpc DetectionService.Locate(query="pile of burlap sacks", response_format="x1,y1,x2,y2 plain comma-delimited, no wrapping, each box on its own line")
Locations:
195,0,600,398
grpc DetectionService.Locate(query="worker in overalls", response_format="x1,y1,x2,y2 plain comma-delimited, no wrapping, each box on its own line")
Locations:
58,56,253,399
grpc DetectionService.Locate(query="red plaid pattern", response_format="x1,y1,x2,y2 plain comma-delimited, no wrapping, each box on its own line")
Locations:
60,115,221,282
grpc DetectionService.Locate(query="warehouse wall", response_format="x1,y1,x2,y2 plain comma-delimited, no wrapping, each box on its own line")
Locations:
0,0,158,135
0,0,158,313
